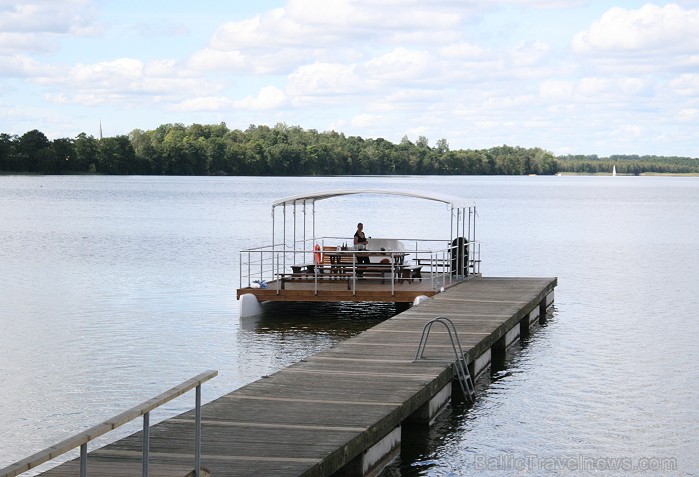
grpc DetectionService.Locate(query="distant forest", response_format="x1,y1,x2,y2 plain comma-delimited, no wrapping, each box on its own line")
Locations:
2,123,698,176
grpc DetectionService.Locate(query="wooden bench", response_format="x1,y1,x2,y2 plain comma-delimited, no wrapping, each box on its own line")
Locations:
289,249,409,285
290,263,316,278
278,272,352,289
399,265,422,283
414,258,479,275
320,249,357,276
356,264,394,283
414,258,449,268
283,247,351,279
290,264,394,284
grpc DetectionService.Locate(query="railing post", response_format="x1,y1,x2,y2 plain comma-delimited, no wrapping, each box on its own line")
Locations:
142,411,150,477
247,251,251,286
80,443,87,477
195,384,202,477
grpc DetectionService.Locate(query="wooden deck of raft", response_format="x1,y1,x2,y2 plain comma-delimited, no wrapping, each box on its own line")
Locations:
40,276,557,477
236,271,455,303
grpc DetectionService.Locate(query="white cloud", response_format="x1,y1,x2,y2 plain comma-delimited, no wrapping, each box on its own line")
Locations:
234,86,287,110
173,96,235,112
483,94,537,110
287,62,361,98
361,48,431,83
577,77,648,98
539,77,650,103
129,22,190,38
32,57,219,107
351,113,386,128
669,74,699,96
188,49,248,72
439,42,488,60
572,4,699,55
539,80,575,101
610,124,643,139
500,0,587,6
0,0,102,54
0,54,48,77
286,0,465,34
677,108,699,121
509,41,551,66
0,33,53,55
193,0,473,78
188,47,321,75
0,1,91,33
68,58,144,84
210,9,313,50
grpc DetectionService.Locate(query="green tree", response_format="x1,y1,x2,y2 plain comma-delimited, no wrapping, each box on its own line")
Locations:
17,129,52,172
0,133,18,171
97,135,135,174
52,138,76,173
75,133,99,172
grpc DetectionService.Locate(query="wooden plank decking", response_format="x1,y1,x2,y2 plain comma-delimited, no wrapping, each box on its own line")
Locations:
39,276,557,477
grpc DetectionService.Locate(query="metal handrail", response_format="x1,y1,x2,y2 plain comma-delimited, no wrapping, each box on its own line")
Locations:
1,370,218,477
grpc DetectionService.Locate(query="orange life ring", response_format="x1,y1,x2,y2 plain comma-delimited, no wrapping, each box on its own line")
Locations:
313,244,321,264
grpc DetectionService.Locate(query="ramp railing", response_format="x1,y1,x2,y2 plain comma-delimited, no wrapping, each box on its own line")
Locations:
0,370,218,477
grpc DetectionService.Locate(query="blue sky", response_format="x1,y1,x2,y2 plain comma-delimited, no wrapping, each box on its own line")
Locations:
2,0,698,156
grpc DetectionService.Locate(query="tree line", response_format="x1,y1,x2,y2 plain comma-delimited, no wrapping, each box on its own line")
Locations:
1,123,697,176
556,154,699,175
0,123,556,176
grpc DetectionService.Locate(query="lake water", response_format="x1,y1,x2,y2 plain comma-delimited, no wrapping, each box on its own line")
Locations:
1,175,698,476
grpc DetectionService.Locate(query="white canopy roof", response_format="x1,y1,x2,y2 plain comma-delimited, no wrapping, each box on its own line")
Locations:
272,189,473,210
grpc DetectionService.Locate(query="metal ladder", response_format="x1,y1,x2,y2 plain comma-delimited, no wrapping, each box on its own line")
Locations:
414,316,476,404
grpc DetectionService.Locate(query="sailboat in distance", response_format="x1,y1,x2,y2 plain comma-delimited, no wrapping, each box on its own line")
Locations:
613,164,617,176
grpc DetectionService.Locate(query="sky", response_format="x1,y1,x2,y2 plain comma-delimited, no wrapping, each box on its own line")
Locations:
1,0,699,157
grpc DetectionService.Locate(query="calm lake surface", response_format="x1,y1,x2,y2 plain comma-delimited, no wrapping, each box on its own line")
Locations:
1,175,698,476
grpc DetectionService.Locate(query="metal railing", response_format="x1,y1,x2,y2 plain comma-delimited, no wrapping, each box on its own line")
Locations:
273,249,409,296
1,370,218,477
238,236,480,291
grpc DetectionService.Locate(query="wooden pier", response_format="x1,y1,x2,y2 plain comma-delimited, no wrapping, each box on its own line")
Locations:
38,276,556,477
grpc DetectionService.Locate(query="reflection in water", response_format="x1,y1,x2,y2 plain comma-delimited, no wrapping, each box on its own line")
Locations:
237,302,400,373
240,301,399,334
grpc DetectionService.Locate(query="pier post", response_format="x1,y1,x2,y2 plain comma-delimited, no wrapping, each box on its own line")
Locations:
471,349,491,378
406,382,453,425
335,426,401,477
493,324,520,354
520,312,531,339
539,290,554,323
